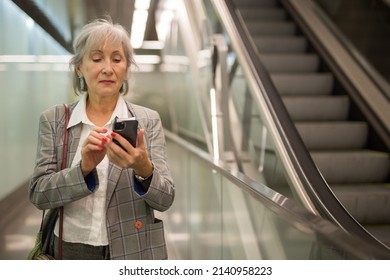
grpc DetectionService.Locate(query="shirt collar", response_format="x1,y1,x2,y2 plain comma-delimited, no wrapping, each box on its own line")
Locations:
67,94,129,129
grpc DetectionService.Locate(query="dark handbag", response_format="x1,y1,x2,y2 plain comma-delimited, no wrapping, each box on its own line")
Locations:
27,209,60,260
27,104,69,260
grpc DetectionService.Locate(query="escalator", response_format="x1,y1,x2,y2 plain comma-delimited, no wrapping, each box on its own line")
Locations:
227,0,390,247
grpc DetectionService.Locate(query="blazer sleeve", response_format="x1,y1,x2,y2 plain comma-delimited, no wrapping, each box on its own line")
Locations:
29,105,96,210
135,108,175,212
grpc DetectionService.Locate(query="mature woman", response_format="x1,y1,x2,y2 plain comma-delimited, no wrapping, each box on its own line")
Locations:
29,18,175,260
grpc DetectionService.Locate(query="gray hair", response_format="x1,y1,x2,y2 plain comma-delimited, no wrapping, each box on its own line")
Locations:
69,18,135,95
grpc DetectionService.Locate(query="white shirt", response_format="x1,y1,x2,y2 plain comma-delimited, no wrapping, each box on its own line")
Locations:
54,94,129,246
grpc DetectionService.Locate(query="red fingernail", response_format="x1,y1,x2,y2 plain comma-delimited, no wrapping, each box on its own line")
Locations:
98,145,104,150
102,137,108,143
102,128,108,133
111,132,117,137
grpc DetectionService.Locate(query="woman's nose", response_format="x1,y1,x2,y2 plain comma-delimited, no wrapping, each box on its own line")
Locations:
102,60,113,75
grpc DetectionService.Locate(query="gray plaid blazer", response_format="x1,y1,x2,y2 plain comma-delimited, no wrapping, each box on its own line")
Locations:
29,100,175,259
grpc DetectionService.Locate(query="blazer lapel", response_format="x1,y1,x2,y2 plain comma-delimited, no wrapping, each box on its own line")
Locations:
67,124,81,167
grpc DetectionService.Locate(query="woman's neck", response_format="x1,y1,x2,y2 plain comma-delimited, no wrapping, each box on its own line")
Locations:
86,94,118,127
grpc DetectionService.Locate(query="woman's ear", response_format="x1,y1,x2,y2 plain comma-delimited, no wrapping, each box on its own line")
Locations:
76,65,82,77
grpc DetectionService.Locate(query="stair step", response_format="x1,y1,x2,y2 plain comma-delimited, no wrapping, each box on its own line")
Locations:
271,73,334,95
296,122,368,150
254,36,308,53
311,150,390,184
283,95,350,121
246,21,297,36
238,8,286,21
332,184,390,224
261,53,319,73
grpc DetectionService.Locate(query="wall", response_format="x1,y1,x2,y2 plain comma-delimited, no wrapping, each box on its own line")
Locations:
0,0,72,200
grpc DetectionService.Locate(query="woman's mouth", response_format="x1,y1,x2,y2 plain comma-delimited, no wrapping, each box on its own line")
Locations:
100,80,114,85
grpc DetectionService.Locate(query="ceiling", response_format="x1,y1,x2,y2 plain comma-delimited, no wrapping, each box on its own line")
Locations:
12,0,159,53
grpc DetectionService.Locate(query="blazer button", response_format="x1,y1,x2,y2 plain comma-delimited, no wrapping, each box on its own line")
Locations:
134,220,143,229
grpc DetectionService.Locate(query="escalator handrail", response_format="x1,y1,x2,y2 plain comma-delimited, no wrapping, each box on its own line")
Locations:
164,128,390,259
209,0,390,253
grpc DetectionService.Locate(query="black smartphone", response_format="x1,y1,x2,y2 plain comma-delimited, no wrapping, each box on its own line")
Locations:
113,117,138,150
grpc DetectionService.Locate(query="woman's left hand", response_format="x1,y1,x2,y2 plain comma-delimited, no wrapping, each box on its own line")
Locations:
105,129,154,177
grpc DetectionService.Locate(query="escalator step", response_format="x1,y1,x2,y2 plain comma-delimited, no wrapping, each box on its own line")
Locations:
283,95,349,121
261,53,319,73
296,122,368,150
332,184,390,224
271,73,334,95
253,36,307,53
245,21,296,36
311,150,390,184
238,8,286,21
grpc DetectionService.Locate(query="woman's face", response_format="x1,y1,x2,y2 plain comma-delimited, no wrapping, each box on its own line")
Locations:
78,41,128,98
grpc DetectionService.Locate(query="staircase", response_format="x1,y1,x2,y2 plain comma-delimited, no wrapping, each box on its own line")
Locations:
231,0,390,247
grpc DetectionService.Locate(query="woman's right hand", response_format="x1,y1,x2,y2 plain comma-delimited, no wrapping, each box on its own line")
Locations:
80,127,108,177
